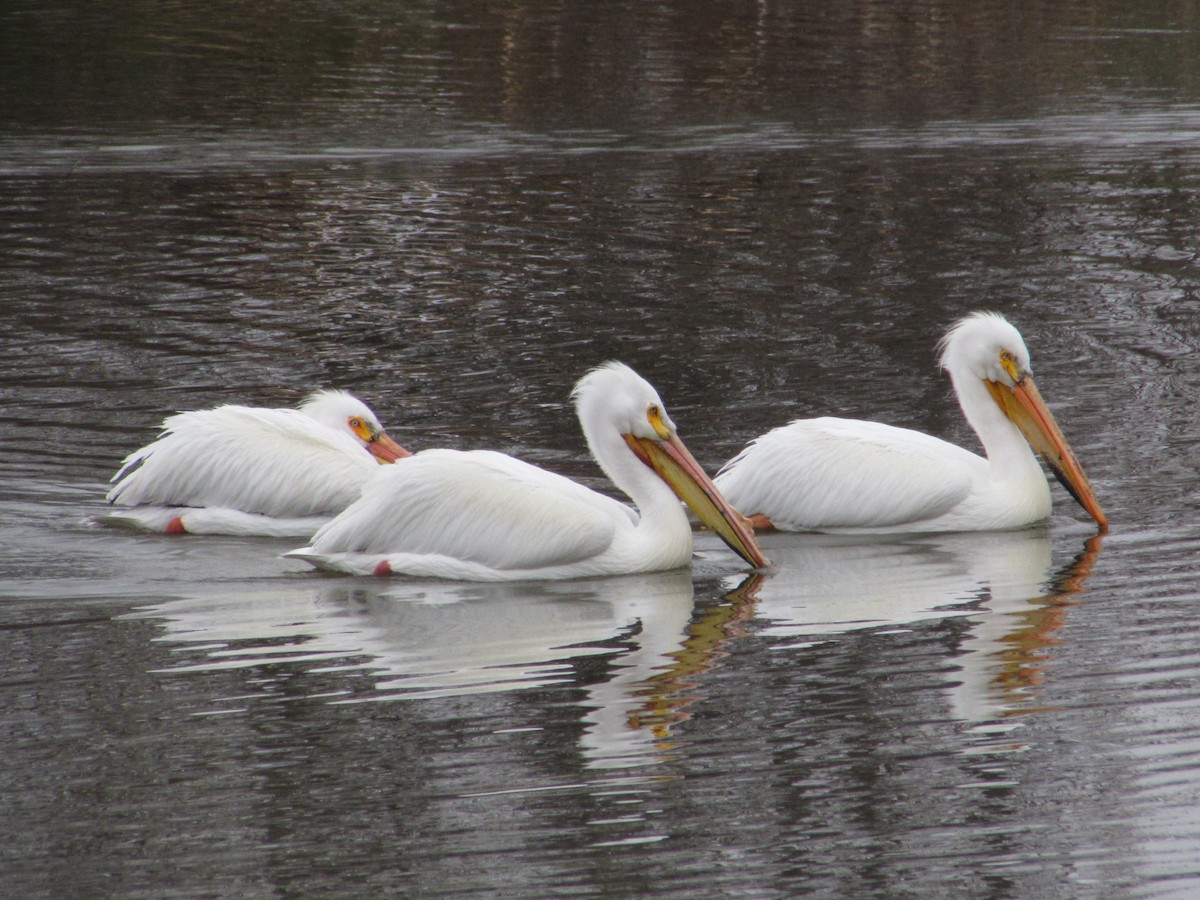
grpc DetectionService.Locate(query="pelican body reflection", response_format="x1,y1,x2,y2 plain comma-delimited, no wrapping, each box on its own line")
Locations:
128,570,731,772
725,529,1102,726
129,528,1100,775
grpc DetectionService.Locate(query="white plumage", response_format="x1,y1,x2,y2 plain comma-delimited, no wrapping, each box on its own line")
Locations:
715,313,1107,533
287,362,768,580
104,390,409,537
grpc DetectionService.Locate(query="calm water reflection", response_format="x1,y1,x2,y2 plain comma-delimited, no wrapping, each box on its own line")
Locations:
3,0,1200,896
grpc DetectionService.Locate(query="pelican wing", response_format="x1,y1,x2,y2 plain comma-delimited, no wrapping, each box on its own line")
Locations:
107,406,377,517
717,418,979,530
307,449,638,570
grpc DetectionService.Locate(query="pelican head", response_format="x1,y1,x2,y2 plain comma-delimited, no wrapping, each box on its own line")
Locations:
299,390,410,463
939,313,1107,530
573,362,770,569
939,312,1032,385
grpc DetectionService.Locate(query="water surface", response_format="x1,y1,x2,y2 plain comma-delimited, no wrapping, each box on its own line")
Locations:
3,1,1200,896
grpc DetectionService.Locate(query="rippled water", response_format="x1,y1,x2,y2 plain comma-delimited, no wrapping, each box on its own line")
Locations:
3,1,1200,896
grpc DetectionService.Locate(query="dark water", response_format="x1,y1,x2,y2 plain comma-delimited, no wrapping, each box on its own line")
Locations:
3,1,1200,896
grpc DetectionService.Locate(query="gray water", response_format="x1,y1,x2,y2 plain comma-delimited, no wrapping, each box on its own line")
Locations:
3,1,1200,896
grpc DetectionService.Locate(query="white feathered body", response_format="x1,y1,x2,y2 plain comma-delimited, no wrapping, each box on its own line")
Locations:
288,448,695,580
713,312,1098,534
287,362,768,580
714,416,1050,533
105,405,381,536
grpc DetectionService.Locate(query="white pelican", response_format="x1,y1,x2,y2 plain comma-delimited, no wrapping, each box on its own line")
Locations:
714,312,1107,533
286,362,769,581
103,390,410,537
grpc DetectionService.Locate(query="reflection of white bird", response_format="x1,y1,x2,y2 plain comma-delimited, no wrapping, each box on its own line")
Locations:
134,569,700,771
727,530,1051,642
715,313,1107,533
721,528,1087,724
104,391,409,537
287,362,768,581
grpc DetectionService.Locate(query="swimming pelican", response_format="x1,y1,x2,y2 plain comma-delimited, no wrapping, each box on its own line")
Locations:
714,312,1107,533
104,390,410,537
286,362,769,581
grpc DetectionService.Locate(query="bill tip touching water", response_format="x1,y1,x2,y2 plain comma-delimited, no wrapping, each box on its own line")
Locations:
715,311,1107,534
286,361,770,581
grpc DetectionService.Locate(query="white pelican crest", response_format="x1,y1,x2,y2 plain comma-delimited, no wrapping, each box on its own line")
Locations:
715,313,1106,533
287,362,769,580
104,390,409,536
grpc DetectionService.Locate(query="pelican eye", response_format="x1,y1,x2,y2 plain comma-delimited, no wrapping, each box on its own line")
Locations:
646,404,672,440
998,350,1022,382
